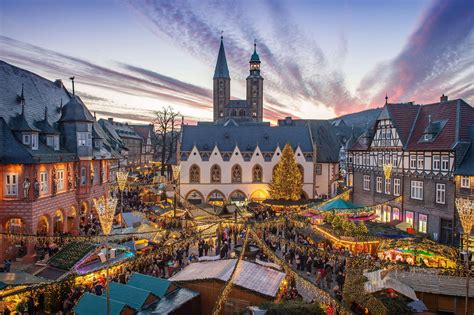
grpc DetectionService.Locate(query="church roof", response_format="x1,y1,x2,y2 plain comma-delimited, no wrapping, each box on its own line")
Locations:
180,123,313,153
213,37,230,79
250,43,260,62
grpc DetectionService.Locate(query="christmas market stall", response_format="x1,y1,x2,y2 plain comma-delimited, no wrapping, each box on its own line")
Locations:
262,199,310,212
73,292,135,315
377,238,458,268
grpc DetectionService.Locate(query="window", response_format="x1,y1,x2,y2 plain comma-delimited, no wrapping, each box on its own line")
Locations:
382,205,391,222
210,165,221,183
433,155,440,170
316,164,322,175
363,175,370,191
231,165,242,183
461,176,471,188
375,205,382,221
417,155,424,169
441,156,449,171
4,173,18,196
40,171,48,194
384,178,391,194
77,132,92,146
436,183,446,204
394,178,401,196
81,167,87,185
189,165,200,183
409,155,416,169
57,169,64,191
392,207,400,221
410,180,423,200
376,177,382,193
405,211,414,226
93,166,99,185
31,133,38,150
252,165,263,183
419,214,428,233
392,153,398,167
377,153,382,166
22,134,31,145
102,162,107,183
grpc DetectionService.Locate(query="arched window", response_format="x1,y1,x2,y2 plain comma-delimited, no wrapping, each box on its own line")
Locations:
231,164,242,183
252,165,263,183
190,165,200,183
297,164,304,182
239,109,245,117
210,164,221,183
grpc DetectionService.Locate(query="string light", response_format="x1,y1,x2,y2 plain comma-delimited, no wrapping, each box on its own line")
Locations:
93,196,117,236
116,171,129,191
212,230,250,315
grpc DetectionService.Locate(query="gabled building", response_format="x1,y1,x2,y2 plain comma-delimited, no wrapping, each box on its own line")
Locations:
347,95,474,244
0,60,123,262
129,124,154,165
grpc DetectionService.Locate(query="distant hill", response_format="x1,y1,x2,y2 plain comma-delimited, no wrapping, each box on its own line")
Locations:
331,107,382,129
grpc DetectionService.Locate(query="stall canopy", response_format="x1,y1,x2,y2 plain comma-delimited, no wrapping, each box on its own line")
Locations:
109,282,158,310
127,273,176,299
0,272,47,287
318,199,359,211
121,212,147,228
73,292,132,315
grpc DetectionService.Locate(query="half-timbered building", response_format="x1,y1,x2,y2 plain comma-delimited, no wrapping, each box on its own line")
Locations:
347,95,474,244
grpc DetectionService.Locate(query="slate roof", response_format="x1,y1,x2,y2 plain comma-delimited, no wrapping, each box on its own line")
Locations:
99,118,143,140
295,120,342,162
170,259,286,298
213,37,230,79
130,124,153,141
225,100,250,108
456,127,474,175
0,60,123,163
59,96,94,122
180,123,313,153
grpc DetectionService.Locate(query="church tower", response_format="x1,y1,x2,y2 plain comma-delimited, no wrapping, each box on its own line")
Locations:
246,41,264,122
213,36,230,122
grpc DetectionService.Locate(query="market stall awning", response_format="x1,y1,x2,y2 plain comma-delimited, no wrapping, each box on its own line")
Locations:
127,273,175,299
0,272,47,286
318,199,359,211
73,293,132,315
108,281,158,310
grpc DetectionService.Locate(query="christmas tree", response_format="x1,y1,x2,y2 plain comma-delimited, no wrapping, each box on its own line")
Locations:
270,143,302,200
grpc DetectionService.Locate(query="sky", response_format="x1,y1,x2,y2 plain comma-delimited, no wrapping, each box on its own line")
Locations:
0,0,473,124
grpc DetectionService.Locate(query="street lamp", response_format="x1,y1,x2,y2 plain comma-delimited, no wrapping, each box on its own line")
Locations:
93,196,118,315
456,197,474,315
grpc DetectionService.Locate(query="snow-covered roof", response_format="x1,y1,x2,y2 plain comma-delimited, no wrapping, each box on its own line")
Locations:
364,269,418,301
170,259,285,298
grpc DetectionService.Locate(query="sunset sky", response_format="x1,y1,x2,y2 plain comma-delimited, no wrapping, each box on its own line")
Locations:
0,0,472,124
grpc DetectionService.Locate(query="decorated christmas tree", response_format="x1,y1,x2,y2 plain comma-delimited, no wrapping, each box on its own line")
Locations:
270,143,302,200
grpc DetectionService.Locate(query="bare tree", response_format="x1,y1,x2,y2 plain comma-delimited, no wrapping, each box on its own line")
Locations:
153,106,181,177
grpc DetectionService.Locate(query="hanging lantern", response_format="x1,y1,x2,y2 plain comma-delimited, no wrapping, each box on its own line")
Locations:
383,163,393,179
116,171,129,191
93,196,118,235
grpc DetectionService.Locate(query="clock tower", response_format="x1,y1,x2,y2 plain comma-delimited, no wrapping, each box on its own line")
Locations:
246,41,264,122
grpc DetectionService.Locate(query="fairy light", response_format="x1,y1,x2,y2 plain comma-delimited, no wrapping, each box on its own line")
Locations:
93,196,118,236
116,171,129,191
212,230,249,315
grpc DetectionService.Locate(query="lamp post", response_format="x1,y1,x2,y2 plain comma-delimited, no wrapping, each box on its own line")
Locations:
93,196,118,315
456,197,474,315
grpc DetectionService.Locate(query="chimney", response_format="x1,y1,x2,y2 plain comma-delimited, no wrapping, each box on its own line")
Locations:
440,94,448,102
285,116,292,125
108,117,114,122
54,79,63,88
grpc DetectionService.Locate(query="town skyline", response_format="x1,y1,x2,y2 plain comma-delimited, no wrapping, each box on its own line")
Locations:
1,0,473,124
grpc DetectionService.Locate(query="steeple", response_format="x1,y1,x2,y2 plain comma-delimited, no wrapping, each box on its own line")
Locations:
249,39,261,72
250,39,260,62
213,36,230,79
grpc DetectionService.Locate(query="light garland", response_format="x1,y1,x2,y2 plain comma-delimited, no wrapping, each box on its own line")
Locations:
212,230,249,315
93,196,118,236
247,228,349,315
455,197,474,234
116,171,129,191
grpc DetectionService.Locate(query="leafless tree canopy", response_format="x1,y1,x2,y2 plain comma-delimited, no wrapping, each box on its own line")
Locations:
152,106,182,176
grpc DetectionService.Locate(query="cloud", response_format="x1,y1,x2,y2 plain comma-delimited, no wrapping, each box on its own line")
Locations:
0,35,214,122
127,0,361,116
358,0,474,106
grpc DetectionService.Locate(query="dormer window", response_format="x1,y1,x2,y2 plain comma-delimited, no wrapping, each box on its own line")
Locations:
31,133,38,150
423,134,432,141
77,132,92,146
94,139,102,149
47,135,60,151
22,134,31,145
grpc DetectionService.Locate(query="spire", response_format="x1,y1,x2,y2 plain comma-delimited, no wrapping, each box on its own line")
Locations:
250,39,260,62
213,35,230,79
385,93,388,105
